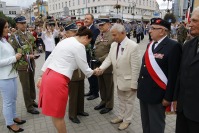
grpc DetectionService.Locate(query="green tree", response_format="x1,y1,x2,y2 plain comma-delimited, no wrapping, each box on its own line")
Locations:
0,12,16,27
164,12,176,23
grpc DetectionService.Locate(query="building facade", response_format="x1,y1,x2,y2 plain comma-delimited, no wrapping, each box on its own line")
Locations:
0,1,20,18
48,0,158,21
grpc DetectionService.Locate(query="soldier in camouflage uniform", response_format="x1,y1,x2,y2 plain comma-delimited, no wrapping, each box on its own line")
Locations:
177,22,188,45
93,19,114,114
9,16,39,114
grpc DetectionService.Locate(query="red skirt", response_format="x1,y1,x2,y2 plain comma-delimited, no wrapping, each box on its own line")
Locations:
39,68,70,118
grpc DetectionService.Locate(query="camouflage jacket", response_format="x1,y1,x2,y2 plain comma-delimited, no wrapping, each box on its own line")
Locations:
8,30,36,71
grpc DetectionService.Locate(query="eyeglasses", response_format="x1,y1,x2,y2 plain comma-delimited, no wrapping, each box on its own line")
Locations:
150,27,163,30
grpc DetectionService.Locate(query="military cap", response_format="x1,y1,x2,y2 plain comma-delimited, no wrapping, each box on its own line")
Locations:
64,23,78,31
150,18,171,30
14,16,26,23
97,18,110,25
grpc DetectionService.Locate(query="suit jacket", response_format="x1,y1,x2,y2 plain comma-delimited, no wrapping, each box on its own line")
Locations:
174,37,199,122
100,37,140,91
137,37,182,104
90,24,100,49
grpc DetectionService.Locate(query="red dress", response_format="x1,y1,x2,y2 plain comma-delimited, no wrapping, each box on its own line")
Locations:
39,68,70,118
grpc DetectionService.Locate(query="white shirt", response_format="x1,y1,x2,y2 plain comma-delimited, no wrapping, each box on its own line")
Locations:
154,35,167,49
117,36,128,59
41,37,93,79
41,30,58,52
0,38,17,79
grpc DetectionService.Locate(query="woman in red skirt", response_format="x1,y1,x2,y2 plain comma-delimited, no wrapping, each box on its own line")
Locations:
37,26,98,133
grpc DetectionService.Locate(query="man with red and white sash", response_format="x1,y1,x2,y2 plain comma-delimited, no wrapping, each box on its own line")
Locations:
137,18,182,133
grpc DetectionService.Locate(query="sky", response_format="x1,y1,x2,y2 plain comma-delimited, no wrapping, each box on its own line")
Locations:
3,0,172,9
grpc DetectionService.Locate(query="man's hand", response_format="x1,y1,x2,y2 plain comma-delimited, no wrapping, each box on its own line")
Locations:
173,101,177,112
162,99,171,107
37,77,42,89
15,53,22,60
93,68,103,76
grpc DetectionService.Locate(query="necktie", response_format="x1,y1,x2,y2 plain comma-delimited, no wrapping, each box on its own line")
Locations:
197,37,199,54
116,43,121,59
152,41,158,52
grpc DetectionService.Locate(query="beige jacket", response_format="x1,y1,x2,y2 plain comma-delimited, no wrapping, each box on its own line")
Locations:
100,37,141,91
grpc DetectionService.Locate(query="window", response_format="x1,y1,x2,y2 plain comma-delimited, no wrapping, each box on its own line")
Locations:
78,0,80,5
0,4,2,8
62,2,64,8
69,1,71,7
9,11,12,14
65,2,67,7
94,7,97,13
59,3,60,9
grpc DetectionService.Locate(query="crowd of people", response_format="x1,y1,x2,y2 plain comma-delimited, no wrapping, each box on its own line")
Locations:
0,6,199,133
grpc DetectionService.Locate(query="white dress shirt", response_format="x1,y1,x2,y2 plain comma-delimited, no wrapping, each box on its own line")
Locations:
118,36,128,59
41,37,93,79
0,38,17,79
41,30,58,52
154,35,167,49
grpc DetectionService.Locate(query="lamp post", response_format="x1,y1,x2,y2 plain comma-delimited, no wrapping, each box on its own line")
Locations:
130,1,136,22
163,0,172,12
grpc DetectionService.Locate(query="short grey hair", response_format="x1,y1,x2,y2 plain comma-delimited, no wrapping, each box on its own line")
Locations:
110,23,126,33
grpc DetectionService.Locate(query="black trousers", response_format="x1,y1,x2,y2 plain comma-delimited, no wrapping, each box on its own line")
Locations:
45,51,51,60
86,52,99,96
136,33,141,43
140,100,166,133
176,111,199,133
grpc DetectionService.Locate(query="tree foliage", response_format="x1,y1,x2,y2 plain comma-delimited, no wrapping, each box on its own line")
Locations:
0,12,16,27
164,12,176,23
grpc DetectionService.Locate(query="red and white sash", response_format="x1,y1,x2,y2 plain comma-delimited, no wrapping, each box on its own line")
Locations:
145,42,168,90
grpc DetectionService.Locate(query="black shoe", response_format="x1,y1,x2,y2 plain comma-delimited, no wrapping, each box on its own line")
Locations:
84,91,92,96
33,101,38,108
87,95,99,100
77,112,89,116
94,104,105,110
13,119,26,125
100,108,112,114
7,125,24,132
69,117,80,124
27,108,40,114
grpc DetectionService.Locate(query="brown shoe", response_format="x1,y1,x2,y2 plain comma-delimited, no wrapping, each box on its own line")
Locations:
118,122,131,130
110,117,123,124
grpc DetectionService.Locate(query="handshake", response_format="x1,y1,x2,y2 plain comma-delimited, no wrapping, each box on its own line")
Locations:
93,68,104,76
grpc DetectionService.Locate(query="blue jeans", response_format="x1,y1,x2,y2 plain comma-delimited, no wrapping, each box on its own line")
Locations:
0,78,17,125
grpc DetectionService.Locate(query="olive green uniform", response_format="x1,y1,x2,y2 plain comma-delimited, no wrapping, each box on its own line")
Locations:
177,25,187,45
9,30,37,111
94,31,114,109
68,69,85,118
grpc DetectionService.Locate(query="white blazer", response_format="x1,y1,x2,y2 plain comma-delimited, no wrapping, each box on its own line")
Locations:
100,37,141,91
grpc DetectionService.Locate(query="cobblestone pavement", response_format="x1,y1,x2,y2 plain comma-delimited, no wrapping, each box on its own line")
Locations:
0,35,176,133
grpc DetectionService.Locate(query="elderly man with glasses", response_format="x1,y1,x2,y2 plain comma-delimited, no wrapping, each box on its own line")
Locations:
137,18,182,133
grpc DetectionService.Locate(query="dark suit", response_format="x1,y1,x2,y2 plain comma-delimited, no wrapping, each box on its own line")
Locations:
137,37,182,133
87,24,100,96
174,37,199,133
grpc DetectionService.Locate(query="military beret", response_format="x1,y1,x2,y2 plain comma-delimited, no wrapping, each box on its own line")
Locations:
150,18,171,30
64,23,78,31
14,16,26,23
97,19,110,25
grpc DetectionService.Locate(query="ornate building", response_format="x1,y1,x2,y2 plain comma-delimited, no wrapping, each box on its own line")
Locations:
48,0,159,21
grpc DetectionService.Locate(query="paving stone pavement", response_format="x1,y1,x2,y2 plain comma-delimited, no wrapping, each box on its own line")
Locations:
0,35,176,133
